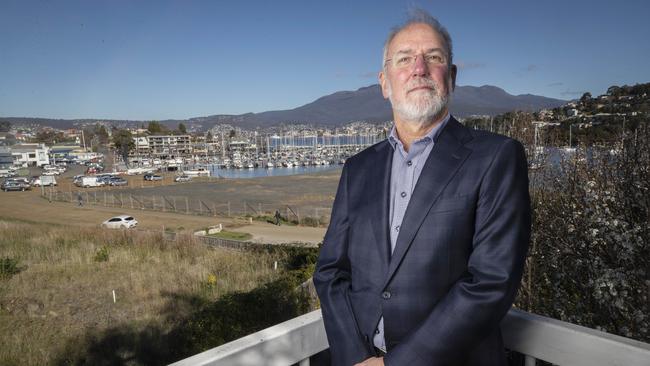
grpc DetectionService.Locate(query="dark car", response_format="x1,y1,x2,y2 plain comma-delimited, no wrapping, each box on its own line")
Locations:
96,175,113,185
144,174,163,181
2,180,31,192
108,177,128,186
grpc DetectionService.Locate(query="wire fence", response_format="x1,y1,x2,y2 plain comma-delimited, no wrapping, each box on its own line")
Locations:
44,189,332,227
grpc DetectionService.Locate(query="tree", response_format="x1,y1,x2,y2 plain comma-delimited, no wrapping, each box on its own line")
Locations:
178,123,187,134
607,85,621,97
112,129,135,167
0,121,10,132
96,125,109,144
206,131,213,142
147,121,164,135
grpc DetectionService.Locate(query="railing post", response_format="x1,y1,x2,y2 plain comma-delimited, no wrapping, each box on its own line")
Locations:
524,355,536,366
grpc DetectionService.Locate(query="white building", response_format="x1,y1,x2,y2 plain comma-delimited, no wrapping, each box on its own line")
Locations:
134,135,192,158
10,143,50,167
133,136,150,156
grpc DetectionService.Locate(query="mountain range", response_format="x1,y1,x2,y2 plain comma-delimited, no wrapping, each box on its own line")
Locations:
2,84,566,130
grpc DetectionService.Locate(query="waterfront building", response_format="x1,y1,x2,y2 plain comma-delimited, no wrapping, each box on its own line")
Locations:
146,135,192,158
10,143,50,167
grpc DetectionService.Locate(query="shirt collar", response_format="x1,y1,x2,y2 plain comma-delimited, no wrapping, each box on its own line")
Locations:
388,113,451,151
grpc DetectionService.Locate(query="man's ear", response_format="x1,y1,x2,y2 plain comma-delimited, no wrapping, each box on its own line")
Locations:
450,64,457,91
379,71,389,99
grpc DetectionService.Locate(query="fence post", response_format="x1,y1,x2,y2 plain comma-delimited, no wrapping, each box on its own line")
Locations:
185,197,189,214
120,193,123,208
227,201,231,217
104,191,107,206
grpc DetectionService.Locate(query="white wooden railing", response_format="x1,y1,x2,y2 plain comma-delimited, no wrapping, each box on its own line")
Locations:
170,309,650,366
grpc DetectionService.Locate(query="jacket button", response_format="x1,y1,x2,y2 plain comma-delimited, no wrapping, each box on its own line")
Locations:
382,291,391,299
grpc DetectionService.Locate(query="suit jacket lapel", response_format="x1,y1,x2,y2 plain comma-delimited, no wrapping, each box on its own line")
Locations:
367,141,392,273
383,118,473,287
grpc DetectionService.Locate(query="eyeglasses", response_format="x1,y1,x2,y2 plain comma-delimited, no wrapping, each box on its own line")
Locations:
385,52,448,69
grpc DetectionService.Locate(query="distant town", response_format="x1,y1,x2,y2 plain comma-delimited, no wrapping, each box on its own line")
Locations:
0,82,647,181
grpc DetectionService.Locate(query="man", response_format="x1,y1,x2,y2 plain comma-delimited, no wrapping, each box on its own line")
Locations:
313,10,531,366
275,209,282,226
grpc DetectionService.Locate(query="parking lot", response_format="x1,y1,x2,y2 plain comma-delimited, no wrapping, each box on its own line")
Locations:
0,168,340,244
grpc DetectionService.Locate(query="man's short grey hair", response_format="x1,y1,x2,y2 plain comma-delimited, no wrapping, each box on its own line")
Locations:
382,9,453,71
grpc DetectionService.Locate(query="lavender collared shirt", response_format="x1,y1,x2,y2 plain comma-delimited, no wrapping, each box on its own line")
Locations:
373,113,451,352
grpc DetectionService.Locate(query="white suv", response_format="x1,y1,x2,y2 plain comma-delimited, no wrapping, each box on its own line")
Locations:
101,215,138,229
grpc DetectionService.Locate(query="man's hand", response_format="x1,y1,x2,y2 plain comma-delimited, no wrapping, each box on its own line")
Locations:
354,356,384,366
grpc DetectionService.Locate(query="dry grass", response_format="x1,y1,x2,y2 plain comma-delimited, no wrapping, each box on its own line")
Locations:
0,219,285,366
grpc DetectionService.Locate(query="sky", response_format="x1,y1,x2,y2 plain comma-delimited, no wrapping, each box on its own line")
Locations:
1,0,649,120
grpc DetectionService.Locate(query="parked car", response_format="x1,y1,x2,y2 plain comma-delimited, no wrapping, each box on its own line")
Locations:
101,215,138,229
108,177,128,186
31,175,57,187
0,169,17,178
75,176,103,188
144,174,163,181
7,177,30,184
174,175,191,182
2,180,31,192
96,175,113,185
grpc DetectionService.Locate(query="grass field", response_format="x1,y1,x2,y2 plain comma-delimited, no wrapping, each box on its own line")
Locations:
207,230,253,241
0,219,291,365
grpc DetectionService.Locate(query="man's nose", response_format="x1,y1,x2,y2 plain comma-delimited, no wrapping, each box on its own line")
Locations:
412,54,429,76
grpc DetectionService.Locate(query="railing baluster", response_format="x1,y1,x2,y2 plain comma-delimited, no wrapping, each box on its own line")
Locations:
524,355,536,366
298,358,310,366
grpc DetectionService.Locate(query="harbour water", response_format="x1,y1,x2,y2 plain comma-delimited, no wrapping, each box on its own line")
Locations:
208,164,341,179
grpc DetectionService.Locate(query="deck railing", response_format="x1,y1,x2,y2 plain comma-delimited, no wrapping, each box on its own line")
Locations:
170,309,650,366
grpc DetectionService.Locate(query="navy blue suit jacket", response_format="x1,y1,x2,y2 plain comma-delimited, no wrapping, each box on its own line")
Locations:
313,117,531,366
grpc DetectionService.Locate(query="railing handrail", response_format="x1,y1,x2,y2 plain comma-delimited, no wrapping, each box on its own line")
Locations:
169,310,327,366
502,309,650,366
170,308,650,366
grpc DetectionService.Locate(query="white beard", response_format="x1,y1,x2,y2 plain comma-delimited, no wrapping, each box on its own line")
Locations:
387,78,450,127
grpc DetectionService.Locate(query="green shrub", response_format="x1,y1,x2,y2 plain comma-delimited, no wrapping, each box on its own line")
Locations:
208,230,252,241
300,216,321,227
94,246,109,262
0,257,21,279
174,273,310,357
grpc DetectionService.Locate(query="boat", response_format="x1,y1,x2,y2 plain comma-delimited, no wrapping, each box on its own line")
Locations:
183,167,211,176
